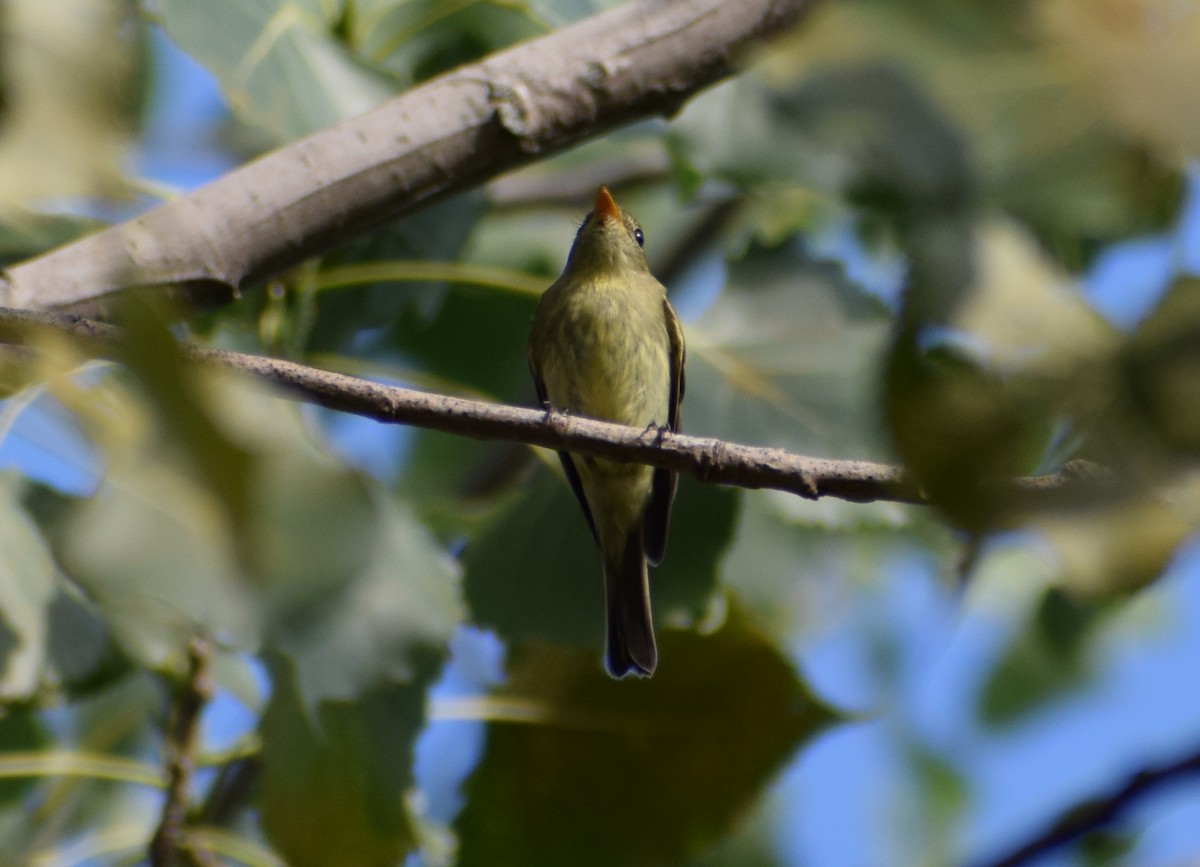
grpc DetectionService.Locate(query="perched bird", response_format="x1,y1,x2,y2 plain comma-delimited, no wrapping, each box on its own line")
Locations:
528,186,685,678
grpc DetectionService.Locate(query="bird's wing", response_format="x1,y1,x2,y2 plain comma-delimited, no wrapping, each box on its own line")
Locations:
643,298,685,566
528,342,599,545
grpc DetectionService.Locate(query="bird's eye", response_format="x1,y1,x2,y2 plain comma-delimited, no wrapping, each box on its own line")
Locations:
633,228,644,247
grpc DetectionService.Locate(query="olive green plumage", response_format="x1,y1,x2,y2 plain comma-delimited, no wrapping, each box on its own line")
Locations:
527,187,685,678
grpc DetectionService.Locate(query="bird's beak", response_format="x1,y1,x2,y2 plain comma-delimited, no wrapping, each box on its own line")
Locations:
593,186,621,223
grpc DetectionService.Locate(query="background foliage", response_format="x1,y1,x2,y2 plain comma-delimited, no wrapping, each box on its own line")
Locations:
3,0,1200,865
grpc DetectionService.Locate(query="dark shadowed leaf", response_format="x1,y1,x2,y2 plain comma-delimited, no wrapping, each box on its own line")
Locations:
259,652,442,867
1124,276,1200,456
361,0,542,83
464,469,736,652
455,613,842,867
0,708,47,805
308,192,488,354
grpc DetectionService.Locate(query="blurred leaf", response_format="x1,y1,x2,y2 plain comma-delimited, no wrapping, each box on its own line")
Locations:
1041,0,1200,156
465,470,734,654
689,790,785,867
1124,276,1200,455
773,2,1183,260
905,741,968,865
0,0,140,216
1078,828,1137,867
57,444,254,673
455,613,843,867
0,213,100,266
687,243,893,463
721,489,951,642
55,359,460,686
115,299,254,533
777,62,976,228
463,470,598,647
0,473,56,700
273,491,463,709
158,0,396,142
43,581,125,698
953,219,1117,373
670,78,822,193
1038,495,1191,599
979,586,1110,726
885,330,1052,531
886,219,1121,528
259,651,442,867
12,481,125,698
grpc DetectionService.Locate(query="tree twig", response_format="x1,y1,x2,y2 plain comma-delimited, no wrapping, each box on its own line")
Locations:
0,306,1110,508
149,636,214,867
0,0,815,312
974,743,1200,867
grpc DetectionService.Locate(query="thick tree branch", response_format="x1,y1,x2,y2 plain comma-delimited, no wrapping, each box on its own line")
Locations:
0,307,1105,507
0,0,813,311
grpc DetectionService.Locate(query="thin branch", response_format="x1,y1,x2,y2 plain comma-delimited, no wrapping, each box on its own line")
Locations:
974,743,1200,867
0,306,1107,507
0,0,815,312
149,636,214,867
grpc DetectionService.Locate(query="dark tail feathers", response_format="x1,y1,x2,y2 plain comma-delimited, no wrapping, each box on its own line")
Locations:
604,530,657,677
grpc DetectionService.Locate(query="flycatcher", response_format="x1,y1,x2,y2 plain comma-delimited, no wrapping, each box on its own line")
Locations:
527,186,685,677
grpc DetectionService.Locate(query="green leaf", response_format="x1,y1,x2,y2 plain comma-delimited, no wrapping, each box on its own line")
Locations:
978,586,1109,726
1124,275,1200,456
650,477,740,623
158,0,396,142
0,473,57,700
258,652,441,867
58,450,256,673
308,192,489,354
0,709,47,804
273,491,463,710
455,612,843,867
463,470,598,647
53,359,461,688
687,243,893,462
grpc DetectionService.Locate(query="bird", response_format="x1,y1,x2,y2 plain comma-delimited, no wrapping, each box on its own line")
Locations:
527,186,685,677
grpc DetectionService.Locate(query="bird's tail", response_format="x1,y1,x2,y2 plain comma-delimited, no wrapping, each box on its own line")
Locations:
604,530,657,677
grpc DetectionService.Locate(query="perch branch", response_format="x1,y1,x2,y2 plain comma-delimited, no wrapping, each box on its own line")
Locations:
0,306,1108,507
